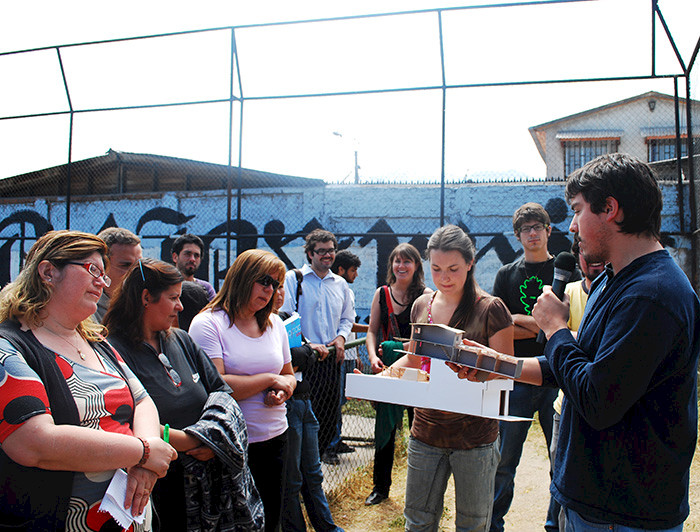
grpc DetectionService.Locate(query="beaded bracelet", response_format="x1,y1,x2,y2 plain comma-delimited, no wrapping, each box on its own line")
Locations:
137,437,150,467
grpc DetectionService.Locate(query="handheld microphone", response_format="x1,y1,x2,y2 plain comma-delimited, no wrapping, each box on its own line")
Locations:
536,251,577,344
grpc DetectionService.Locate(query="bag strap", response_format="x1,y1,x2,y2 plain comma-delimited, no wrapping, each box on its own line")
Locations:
293,269,303,312
383,285,394,315
382,285,400,340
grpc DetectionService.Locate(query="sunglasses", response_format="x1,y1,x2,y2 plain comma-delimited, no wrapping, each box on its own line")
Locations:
256,274,280,290
157,352,182,387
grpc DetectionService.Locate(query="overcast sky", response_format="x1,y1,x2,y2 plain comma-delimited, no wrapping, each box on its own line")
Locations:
1,0,698,182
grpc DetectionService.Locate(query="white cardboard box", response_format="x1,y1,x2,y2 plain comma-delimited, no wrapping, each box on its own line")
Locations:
345,361,530,421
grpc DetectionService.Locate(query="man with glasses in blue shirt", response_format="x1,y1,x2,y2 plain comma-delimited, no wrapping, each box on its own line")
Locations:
490,202,579,532
280,229,355,464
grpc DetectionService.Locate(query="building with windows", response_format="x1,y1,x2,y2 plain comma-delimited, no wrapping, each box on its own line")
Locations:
529,91,699,179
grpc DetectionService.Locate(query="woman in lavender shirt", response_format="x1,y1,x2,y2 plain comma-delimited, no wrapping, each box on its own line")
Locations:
189,249,295,531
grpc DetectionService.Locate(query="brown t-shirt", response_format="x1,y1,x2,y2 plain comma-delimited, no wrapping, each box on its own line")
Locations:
409,290,513,449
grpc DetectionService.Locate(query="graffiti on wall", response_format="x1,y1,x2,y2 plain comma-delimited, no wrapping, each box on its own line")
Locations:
0,203,578,294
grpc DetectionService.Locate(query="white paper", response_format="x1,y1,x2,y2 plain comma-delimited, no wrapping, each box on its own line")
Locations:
98,468,146,529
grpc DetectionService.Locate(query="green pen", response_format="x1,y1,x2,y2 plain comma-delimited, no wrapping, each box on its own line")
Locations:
163,423,170,444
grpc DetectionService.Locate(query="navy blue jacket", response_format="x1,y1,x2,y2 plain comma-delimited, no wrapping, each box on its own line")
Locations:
539,249,700,528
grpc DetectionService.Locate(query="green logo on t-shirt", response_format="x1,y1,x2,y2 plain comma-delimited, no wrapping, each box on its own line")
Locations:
519,275,543,315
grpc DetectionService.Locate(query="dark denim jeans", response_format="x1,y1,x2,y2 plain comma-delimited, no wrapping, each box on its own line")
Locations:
329,359,356,451
564,507,683,532
281,397,343,532
491,382,558,532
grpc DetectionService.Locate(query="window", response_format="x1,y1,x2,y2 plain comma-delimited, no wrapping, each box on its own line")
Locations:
647,137,688,162
563,139,619,176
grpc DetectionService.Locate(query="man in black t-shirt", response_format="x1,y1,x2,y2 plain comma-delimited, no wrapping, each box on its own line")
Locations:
490,202,578,532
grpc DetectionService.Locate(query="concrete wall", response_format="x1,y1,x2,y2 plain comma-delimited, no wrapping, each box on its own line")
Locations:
0,181,692,321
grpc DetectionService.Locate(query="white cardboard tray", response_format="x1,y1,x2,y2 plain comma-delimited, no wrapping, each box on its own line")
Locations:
345,361,530,421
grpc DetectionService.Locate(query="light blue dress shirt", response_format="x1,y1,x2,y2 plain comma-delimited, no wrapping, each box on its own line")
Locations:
280,263,355,345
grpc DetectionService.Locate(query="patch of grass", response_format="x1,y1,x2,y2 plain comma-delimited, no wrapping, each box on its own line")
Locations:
395,411,410,458
343,398,376,418
387,514,406,529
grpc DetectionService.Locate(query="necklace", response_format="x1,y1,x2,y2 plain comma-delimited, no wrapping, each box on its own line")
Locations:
42,326,86,360
426,292,438,324
524,256,553,280
388,286,407,307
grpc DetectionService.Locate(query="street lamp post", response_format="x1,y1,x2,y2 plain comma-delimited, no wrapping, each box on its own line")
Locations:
332,131,360,183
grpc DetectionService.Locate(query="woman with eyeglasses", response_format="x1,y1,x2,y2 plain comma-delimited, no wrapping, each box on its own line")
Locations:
0,231,177,531
189,249,295,532
104,258,264,532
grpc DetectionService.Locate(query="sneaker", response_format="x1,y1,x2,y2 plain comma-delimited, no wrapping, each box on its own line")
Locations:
321,451,340,465
336,441,355,454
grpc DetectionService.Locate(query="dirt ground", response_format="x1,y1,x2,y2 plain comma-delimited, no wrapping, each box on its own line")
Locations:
330,420,700,531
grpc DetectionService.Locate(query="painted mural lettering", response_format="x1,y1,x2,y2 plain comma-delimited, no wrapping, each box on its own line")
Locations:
0,192,679,301
358,219,399,287
263,218,323,270
0,210,53,285
205,219,259,286
135,208,195,234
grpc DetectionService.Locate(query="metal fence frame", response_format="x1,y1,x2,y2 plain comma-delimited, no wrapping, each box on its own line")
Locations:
1,0,698,284
1,0,699,499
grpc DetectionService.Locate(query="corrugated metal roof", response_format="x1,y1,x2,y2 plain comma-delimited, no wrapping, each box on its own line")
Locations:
555,130,623,140
640,127,685,137
0,150,325,200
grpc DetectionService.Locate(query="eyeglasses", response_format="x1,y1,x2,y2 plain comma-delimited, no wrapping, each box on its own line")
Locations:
256,274,280,290
519,223,548,234
312,247,337,256
157,352,182,387
66,262,112,287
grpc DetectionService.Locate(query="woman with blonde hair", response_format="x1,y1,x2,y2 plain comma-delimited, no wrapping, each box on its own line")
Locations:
0,230,176,531
189,249,295,532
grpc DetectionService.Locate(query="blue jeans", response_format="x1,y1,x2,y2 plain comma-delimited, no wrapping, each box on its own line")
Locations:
491,382,558,532
564,507,683,532
404,436,500,532
281,397,343,532
329,359,356,451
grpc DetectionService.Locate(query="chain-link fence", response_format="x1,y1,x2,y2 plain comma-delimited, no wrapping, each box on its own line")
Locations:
1,0,699,500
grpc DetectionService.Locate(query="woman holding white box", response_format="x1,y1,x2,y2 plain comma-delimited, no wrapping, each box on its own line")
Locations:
390,225,514,532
